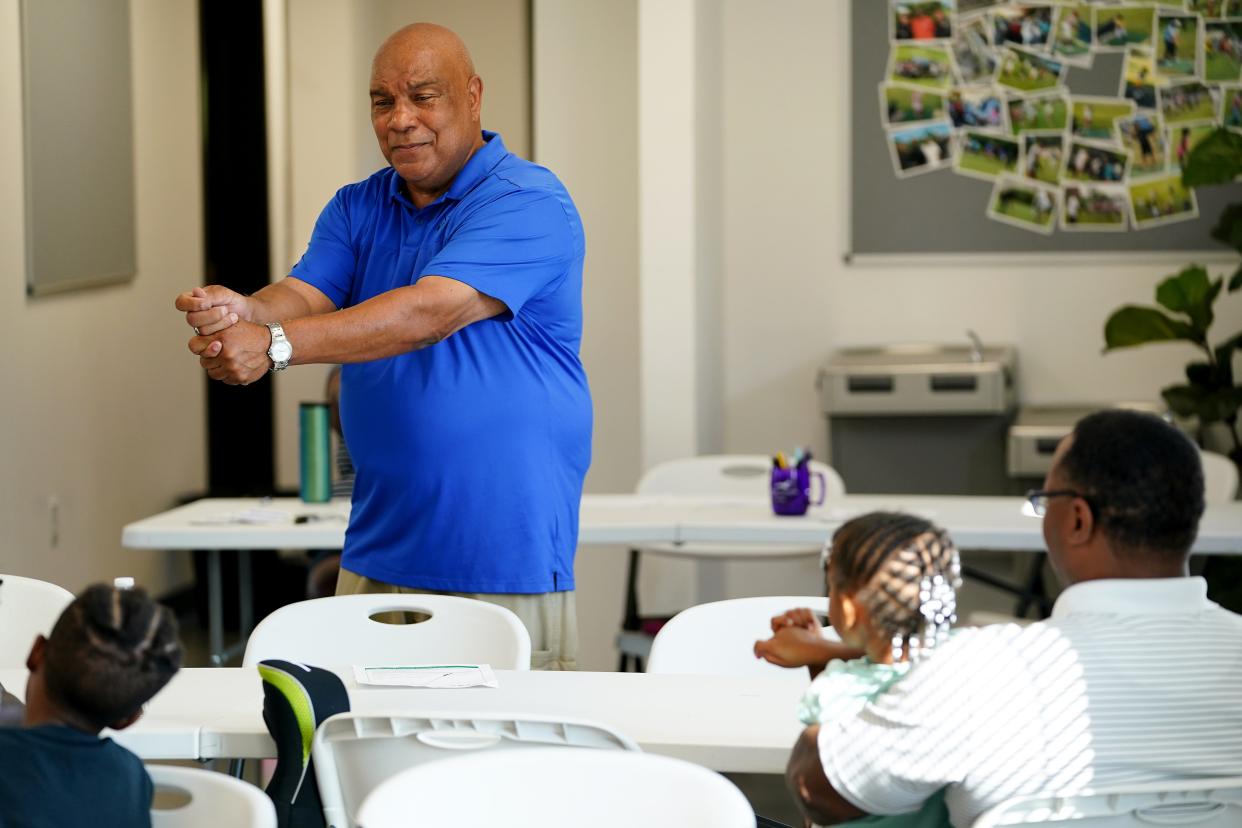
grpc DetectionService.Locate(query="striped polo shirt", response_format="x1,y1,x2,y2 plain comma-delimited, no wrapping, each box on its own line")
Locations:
819,577,1242,827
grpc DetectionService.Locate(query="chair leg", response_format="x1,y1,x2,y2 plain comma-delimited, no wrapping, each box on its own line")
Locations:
228,758,245,779
1015,553,1052,619
617,549,642,672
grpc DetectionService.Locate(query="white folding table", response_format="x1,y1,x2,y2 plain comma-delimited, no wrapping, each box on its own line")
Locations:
122,495,1242,664
0,666,808,773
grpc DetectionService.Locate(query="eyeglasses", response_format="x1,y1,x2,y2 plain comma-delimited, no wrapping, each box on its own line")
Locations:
1023,489,1092,518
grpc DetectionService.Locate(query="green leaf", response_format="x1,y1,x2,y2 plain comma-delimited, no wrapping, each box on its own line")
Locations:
1228,262,1242,293
1161,385,1242,423
1182,128,1242,188
1215,330,1242,388
1103,306,1199,351
1186,361,1215,387
1155,266,1217,332
1210,203,1242,253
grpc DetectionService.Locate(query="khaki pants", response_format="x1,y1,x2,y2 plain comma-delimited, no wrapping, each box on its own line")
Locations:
335,567,578,671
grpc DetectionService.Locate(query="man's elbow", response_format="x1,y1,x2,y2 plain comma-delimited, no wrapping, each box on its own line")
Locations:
786,726,867,826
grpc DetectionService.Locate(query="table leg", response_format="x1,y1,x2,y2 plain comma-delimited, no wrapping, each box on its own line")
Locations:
238,549,253,641
208,550,225,666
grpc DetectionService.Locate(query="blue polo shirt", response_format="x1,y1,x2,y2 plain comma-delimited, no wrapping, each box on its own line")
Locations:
290,132,591,593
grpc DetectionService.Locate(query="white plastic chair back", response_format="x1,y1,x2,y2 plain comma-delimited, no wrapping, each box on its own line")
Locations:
1201,451,1238,505
149,765,276,828
313,712,638,828
647,595,833,677
972,777,1242,827
0,575,74,667
355,746,756,828
242,594,531,670
637,455,846,558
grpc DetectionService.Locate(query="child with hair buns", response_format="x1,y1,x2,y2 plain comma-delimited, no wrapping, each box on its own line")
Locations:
0,582,183,827
755,512,961,828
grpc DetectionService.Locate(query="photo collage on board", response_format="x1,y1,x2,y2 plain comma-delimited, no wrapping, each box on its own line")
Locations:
880,0,1242,233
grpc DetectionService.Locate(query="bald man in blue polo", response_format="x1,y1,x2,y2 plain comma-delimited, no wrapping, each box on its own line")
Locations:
175,23,591,669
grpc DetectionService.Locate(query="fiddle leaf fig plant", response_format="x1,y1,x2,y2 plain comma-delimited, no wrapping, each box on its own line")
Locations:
1103,128,1242,461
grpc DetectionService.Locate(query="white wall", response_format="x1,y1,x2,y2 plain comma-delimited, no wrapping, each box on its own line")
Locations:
0,0,204,594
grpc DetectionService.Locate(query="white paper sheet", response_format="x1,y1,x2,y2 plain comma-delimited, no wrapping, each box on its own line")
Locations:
189,508,290,526
352,664,499,689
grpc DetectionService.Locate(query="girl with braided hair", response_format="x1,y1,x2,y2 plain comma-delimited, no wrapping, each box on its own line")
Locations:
0,582,182,827
755,512,961,828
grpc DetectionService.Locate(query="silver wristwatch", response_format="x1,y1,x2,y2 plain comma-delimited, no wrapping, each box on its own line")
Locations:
266,322,293,371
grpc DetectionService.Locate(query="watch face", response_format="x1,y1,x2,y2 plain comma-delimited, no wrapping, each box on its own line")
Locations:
270,341,293,363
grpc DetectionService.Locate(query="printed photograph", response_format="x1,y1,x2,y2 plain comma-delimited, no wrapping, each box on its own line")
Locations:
1062,184,1130,231
1093,6,1157,50
959,0,1005,14
948,87,1007,129
889,44,956,88
1008,92,1071,132
1157,14,1202,78
1050,5,1095,63
952,16,1001,83
1120,47,1164,108
1071,96,1137,138
987,176,1059,234
881,83,950,125
1186,0,1233,19
1116,113,1168,177
1222,84,1242,127
1129,174,1199,227
997,46,1066,91
1160,81,1218,125
892,1,956,42
1064,139,1131,182
1023,132,1066,184
957,130,1023,178
1204,21,1242,82
1168,124,1218,170
992,6,1055,50
888,121,956,177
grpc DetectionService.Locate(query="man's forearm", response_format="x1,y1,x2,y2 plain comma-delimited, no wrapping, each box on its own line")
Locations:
245,281,323,325
283,285,448,365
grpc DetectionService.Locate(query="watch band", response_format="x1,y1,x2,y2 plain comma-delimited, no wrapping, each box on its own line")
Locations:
266,322,292,371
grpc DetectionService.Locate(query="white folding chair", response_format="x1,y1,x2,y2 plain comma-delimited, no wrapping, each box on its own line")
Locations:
0,574,74,667
618,455,845,670
1201,450,1239,505
149,765,276,828
646,595,833,678
313,712,638,828
356,746,756,828
242,593,531,670
972,777,1242,827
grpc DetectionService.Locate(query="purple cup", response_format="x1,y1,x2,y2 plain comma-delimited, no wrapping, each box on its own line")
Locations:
770,464,827,516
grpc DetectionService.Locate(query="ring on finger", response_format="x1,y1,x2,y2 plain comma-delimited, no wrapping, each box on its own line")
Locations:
193,326,201,335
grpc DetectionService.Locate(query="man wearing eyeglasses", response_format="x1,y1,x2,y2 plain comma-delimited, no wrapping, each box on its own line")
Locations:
786,409,1242,827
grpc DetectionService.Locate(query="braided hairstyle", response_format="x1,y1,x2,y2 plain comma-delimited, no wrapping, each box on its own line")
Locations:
825,512,961,663
43,584,183,730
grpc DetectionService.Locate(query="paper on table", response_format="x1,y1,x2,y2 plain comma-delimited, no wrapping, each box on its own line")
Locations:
353,664,499,689
189,508,289,526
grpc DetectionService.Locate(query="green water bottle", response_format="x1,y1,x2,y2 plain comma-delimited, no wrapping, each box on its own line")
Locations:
300,402,331,503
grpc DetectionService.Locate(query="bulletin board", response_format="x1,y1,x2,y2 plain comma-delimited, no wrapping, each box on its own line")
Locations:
848,0,1236,259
